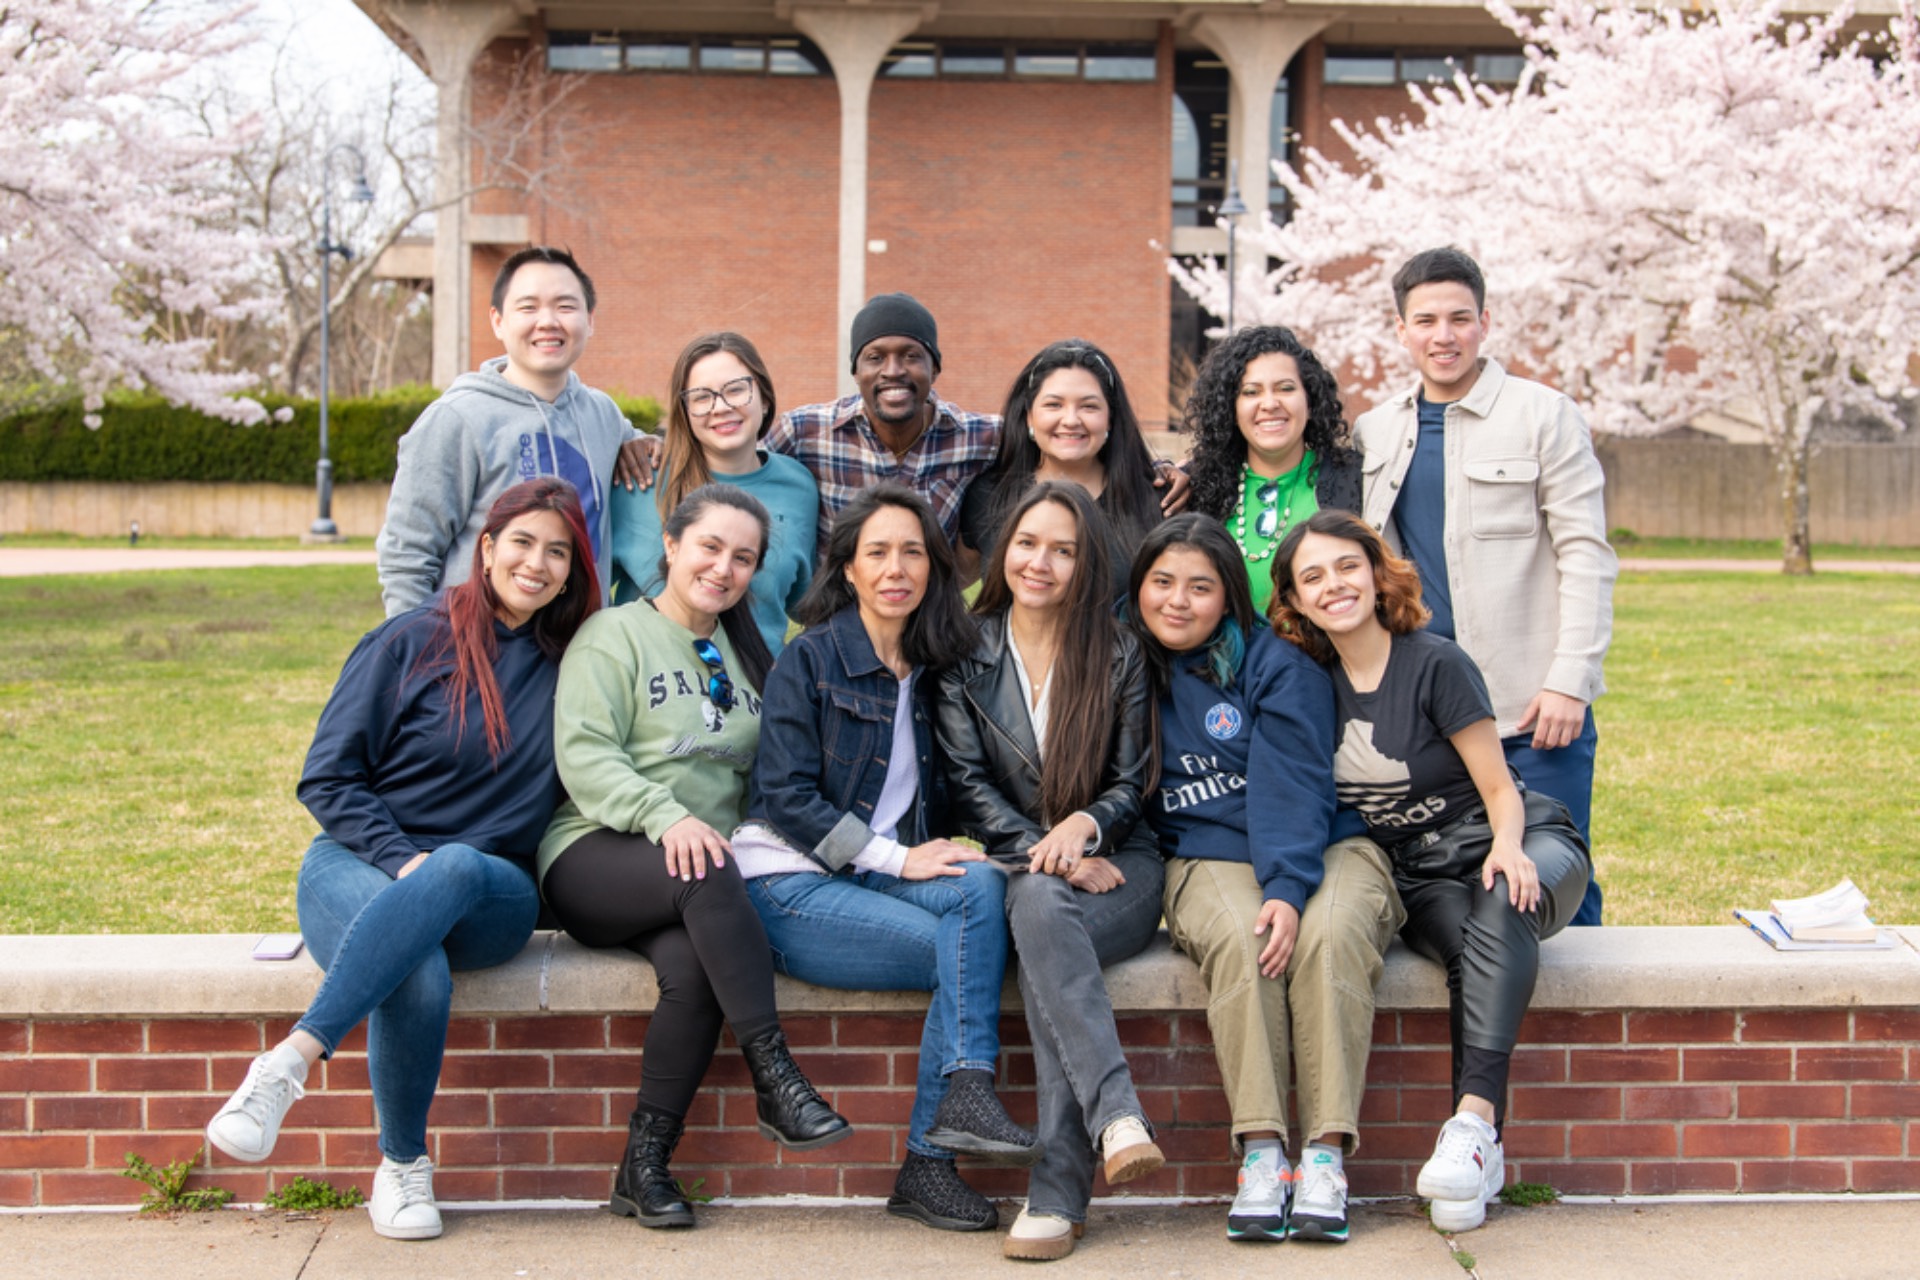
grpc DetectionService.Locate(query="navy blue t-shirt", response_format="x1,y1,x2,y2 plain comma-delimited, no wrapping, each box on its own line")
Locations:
1392,396,1455,639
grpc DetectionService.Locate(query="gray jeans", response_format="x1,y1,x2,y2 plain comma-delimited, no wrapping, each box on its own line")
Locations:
1005,841,1166,1221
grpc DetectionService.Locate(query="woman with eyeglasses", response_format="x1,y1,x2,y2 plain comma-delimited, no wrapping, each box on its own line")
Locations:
540,483,851,1230
1181,327,1361,615
958,339,1169,597
205,478,600,1242
735,483,1034,1235
938,481,1166,1263
610,331,818,653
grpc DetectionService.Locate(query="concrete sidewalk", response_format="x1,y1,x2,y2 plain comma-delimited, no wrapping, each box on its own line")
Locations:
4,1199,1918,1279
0,548,377,577
5,547,1918,579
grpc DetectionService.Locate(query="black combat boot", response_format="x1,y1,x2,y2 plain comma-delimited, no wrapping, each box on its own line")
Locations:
740,1027,853,1150
609,1108,693,1228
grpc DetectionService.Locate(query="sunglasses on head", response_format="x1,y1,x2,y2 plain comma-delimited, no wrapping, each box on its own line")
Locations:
692,637,736,712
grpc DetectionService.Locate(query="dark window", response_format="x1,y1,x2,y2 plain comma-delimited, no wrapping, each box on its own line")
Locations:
1325,49,1527,87
546,32,824,76
942,45,1007,76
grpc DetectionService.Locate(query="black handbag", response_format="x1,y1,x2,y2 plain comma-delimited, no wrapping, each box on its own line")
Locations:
1386,789,1588,881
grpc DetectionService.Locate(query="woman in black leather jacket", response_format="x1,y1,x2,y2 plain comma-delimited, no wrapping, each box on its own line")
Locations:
935,481,1166,1263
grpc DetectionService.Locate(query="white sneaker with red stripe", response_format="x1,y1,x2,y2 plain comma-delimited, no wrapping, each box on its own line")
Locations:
1418,1112,1504,1232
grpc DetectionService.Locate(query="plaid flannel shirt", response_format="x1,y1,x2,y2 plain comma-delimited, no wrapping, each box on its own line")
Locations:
767,392,1001,550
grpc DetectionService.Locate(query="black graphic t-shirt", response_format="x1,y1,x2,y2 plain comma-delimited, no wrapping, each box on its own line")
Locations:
1331,630,1494,838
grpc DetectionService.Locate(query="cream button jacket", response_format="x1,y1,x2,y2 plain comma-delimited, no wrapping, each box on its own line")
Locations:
1355,357,1618,738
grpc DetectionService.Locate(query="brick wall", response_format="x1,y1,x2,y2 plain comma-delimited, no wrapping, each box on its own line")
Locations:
460,38,1172,426
6,1003,1918,1208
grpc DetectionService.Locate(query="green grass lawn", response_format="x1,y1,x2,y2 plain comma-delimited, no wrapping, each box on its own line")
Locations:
0,565,1915,932
0,533,355,550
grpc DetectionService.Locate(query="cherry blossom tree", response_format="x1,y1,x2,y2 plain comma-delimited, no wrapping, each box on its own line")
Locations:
0,1,276,423
1175,0,1920,574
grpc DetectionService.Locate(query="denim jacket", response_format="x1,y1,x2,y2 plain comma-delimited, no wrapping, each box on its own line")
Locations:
744,604,943,871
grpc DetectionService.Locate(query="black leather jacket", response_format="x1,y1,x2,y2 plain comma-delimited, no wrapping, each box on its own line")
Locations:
935,612,1155,866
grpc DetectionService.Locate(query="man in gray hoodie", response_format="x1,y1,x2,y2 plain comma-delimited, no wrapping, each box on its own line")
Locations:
376,246,637,616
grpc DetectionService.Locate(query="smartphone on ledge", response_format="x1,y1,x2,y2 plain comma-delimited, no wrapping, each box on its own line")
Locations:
251,934,304,961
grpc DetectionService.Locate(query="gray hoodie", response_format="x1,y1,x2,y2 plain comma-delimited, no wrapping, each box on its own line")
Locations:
375,357,637,616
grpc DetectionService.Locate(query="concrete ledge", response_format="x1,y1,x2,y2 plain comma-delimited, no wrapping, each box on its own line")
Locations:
3,927,1915,1019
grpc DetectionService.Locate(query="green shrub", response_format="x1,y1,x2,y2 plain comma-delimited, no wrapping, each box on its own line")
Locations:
263,1174,365,1211
0,388,661,485
121,1148,234,1214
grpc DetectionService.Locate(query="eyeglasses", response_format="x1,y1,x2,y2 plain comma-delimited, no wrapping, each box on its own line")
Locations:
692,637,736,712
680,377,756,416
1253,481,1281,539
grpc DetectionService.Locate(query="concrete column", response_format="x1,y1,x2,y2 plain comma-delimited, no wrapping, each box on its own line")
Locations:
359,1,519,388
1189,13,1332,227
791,5,928,396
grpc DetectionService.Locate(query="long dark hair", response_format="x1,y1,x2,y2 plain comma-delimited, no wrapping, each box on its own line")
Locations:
976,339,1161,554
656,331,778,519
1182,326,1354,521
793,482,977,671
1125,514,1255,698
1271,509,1431,665
658,483,776,693
424,477,600,760
973,481,1117,825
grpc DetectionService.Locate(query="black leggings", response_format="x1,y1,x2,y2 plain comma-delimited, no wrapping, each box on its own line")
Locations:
543,828,782,1121
1396,817,1590,1128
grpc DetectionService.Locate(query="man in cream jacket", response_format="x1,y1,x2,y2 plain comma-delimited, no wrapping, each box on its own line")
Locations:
1355,247,1617,925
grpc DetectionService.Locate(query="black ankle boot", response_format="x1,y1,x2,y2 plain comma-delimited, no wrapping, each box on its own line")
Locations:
926,1069,1042,1167
609,1109,693,1228
885,1152,998,1232
740,1028,853,1151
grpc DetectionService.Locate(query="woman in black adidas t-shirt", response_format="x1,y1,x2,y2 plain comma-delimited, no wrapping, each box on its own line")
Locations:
1271,509,1590,1235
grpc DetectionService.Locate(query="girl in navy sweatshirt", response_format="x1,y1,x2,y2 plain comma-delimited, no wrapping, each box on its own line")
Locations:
205,478,600,1241
1129,514,1401,1247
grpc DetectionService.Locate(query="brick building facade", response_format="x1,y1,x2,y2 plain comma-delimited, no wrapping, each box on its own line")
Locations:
357,0,1526,423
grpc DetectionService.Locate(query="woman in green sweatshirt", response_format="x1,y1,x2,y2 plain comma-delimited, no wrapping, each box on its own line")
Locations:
540,483,850,1229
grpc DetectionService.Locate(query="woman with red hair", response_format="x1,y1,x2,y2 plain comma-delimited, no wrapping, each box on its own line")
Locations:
205,477,600,1242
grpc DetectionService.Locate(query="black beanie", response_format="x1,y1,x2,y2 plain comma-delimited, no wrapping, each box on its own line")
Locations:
849,293,941,374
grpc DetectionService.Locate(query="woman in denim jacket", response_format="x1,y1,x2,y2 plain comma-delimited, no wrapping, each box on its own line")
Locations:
937,481,1166,1263
735,483,1038,1234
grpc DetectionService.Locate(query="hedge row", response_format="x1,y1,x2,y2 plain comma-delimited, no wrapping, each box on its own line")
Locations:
0,388,662,485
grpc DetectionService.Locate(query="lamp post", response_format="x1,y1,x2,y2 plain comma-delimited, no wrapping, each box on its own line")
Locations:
1217,160,1249,336
311,144,375,539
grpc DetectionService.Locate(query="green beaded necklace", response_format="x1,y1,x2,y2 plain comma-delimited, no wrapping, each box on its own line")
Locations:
1233,453,1316,563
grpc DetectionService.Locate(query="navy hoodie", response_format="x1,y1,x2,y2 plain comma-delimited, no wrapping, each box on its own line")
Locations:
1149,627,1363,912
297,604,563,876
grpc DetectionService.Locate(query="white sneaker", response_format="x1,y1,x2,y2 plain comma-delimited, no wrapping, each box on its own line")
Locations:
1002,1204,1081,1261
205,1047,306,1163
370,1155,443,1240
1419,1114,1503,1232
1099,1114,1164,1185
1288,1147,1350,1242
1225,1150,1289,1241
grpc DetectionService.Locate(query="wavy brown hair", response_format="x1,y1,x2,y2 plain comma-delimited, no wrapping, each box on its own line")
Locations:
1270,509,1430,665
656,331,778,519
972,482,1117,826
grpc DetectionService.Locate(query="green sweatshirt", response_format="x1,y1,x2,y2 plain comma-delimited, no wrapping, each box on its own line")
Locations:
538,600,762,883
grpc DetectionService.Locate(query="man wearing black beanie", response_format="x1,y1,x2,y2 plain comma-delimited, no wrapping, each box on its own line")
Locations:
767,293,1000,571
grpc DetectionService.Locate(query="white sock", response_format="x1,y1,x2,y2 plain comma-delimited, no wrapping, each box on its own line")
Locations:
1303,1141,1343,1171
264,1041,310,1084
1242,1138,1287,1173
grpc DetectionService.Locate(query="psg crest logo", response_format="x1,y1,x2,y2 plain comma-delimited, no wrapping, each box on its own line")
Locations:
1204,703,1242,740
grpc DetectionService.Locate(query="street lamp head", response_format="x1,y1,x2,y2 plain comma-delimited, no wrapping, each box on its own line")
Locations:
348,175,374,203
1218,159,1249,219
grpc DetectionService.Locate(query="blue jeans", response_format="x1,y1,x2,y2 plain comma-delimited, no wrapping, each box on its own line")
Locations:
295,835,539,1161
745,860,1010,1159
1504,708,1603,925
1005,842,1166,1222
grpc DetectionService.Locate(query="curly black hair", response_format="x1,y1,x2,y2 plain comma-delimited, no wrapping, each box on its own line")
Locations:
1180,326,1353,522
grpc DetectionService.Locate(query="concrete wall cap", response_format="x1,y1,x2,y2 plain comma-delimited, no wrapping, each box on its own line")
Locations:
0,928,1915,1020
